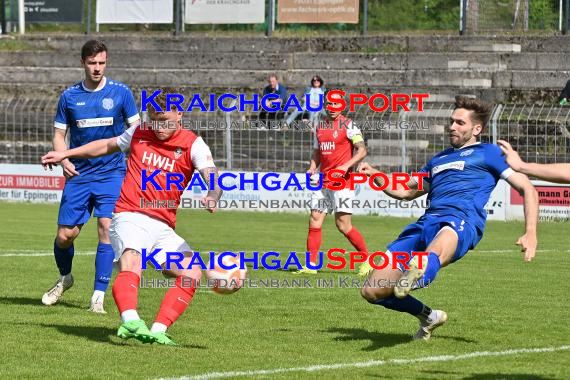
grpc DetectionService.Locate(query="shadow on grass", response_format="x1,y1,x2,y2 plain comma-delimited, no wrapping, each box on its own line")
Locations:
325,327,477,351
40,323,119,344
37,323,208,349
460,374,557,380
0,296,82,309
324,327,412,350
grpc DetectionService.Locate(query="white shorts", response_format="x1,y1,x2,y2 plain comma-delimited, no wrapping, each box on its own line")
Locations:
109,212,192,266
310,187,355,214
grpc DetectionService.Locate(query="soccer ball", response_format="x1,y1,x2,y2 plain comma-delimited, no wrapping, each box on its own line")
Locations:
206,254,247,295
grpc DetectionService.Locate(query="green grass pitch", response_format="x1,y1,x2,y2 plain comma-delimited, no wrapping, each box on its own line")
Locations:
0,201,569,379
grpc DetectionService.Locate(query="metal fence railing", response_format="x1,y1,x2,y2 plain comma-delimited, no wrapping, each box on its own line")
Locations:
463,0,565,34
1,95,569,174
2,0,568,36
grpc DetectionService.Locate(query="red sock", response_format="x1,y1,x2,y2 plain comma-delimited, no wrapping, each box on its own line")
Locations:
345,227,369,255
112,271,139,314
154,276,196,328
307,227,322,264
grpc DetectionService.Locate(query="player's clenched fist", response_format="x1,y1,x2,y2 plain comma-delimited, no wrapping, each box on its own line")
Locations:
201,196,217,213
357,162,378,177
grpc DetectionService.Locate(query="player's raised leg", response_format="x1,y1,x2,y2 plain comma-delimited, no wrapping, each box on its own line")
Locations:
394,226,456,299
149,252,201,346
42,224,81,305
361,255,447,341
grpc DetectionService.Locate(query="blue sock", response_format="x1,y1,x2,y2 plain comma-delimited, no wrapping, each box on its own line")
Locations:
419,252,441,287
374,295,431,318
94,242,114,292
54,239,74,276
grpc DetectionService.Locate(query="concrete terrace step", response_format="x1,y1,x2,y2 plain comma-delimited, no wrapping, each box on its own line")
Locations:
460,44,521,53
4,67,568,90
12,35,570,53
366,155,409,168
2,51,569,71
367,139,429,149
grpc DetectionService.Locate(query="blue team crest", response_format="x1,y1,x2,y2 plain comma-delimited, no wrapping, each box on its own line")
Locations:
102,98,114,110
460,149,474,157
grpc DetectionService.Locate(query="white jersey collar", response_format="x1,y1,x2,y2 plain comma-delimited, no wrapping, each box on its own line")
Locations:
82,76,107,92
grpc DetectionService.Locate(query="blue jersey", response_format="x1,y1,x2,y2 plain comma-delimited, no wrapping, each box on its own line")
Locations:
419,143,513,236
54,77,139,183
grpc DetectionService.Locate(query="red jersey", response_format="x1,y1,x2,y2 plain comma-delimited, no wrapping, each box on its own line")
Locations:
314,115,362,188
114,126,214,229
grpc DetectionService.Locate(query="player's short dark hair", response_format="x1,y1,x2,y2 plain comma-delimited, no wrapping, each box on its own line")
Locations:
81,40,107,61
148,87,181,113
454,96,493,129
268,73,278,81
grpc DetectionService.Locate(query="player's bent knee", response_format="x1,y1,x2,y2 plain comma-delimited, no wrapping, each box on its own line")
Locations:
361,284,391,303
309,212,325,228
97,218,111,242
163,253,203,279
336,221,352,235
119,249,143,275
56,227,80,247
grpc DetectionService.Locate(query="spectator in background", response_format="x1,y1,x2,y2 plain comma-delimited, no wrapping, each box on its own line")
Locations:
286,75,326,127
558,79,570,105
260,74,288,120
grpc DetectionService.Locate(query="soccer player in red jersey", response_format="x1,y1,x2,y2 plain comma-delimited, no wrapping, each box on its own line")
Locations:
42,90,222,346
295,90,371,276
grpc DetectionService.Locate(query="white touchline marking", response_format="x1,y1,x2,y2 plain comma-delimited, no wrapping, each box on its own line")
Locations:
158,345,570,380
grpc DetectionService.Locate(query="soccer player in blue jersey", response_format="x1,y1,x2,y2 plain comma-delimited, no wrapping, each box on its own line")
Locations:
357,96,539,340
41,40,140,313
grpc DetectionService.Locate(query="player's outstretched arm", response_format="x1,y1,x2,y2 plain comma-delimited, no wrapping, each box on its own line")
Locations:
498,140,570,184
42,137,120,169
506,172,539,262
357,162,426,200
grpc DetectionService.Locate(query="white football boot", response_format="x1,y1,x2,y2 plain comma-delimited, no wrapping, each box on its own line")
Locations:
42,274,74,305
413,310,448,341
89,291,107,314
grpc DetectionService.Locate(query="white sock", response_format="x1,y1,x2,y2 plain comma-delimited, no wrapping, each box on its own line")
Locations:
91,290,105,304
121,309,140,323
150,322,167,333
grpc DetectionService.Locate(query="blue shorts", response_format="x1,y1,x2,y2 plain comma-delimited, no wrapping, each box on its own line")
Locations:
58,176,123,226
387,213,481,265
